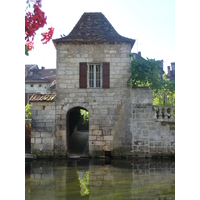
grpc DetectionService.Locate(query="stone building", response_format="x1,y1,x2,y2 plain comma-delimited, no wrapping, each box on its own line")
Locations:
30,12,175,157
25,65,56,105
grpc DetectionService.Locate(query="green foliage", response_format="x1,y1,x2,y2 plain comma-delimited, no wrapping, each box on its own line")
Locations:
127,55,175,106
25,44,29,56
153,74,175,106
127,55,161,90
80,109,89,125
77,171,89,196
25,104,32,119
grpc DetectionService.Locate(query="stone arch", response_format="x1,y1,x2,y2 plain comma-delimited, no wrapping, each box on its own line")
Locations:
66,106,89,156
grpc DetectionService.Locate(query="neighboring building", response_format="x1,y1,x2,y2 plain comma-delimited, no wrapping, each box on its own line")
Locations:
25,65,56,105
167,62,175,81
30,12,175,158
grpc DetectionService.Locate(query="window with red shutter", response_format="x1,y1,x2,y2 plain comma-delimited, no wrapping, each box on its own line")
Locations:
102,62,110,88
79,62,87,88
79,62,110,88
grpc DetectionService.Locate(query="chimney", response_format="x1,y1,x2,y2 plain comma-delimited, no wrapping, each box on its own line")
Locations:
41,66,45,69
171,62,175,75
167,66,171,76
171,62,175,71
138,51,141,57
159,60,163,71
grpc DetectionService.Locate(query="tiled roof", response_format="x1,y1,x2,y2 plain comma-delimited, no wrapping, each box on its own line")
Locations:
25,69,56,83
50,80,56,89
25,64,38,70
132,53,146,61
29,94,56,102
53,12,135,48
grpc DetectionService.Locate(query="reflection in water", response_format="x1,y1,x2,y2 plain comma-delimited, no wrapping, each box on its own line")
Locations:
25,159,175,200
77,171,89,196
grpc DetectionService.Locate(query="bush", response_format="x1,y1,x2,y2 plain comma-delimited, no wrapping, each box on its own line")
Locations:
25,104,31,119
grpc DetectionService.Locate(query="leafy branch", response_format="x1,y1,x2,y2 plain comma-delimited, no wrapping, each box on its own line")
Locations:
127,55,175,106
25,104,32,119
127,55,161,90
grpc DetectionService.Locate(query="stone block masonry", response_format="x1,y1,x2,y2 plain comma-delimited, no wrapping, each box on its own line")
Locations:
30,43,175,157
31,102,55,154
130,88,175,157
55,43,134,155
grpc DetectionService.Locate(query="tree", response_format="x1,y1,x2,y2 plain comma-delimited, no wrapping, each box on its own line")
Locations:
153,74,175,106
127,55,161,90
25,104,32,119
80,109,89,125
25,0,54,55
127,55,175,106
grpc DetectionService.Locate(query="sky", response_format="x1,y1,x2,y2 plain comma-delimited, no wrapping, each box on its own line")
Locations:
25,0,175,73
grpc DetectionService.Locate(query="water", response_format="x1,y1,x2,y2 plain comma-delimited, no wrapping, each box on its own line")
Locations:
25,159,175,200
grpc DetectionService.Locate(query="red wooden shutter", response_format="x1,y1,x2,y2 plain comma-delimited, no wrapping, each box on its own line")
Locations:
79,62,87,88
103,62,110,88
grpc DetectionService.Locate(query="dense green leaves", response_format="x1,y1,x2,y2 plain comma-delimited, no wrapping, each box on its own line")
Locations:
127,56,161,90
127,55,175,106
153,74,175,106
80,109,89,125
25,104,32,119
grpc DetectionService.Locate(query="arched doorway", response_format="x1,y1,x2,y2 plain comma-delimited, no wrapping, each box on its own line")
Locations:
67,107,89,157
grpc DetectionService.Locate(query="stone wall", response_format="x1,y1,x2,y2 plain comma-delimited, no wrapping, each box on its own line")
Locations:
89,159,175,199
130,87,175,157
30,43,175,157
31,102,55,154
55,43,133,155
25,82,51,94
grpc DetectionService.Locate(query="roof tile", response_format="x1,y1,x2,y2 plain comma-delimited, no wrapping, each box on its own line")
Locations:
29,94,56,102
53,12,135,48
25,68,56,83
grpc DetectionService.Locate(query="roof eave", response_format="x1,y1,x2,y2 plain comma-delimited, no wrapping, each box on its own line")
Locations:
53,39,135,48
25,80,52,83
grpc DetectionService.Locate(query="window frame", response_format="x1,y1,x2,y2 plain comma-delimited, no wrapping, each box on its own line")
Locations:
87,63,103,88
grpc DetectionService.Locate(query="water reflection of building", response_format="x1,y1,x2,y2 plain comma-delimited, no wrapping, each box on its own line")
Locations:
26,159,175,199
89,159,175,199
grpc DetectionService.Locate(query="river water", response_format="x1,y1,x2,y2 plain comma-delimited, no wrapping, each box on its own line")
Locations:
25,158,175,200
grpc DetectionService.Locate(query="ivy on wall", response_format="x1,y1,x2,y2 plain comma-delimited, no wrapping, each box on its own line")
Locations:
127,55,175,106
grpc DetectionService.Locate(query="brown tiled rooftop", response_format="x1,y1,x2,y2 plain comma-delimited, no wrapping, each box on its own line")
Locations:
29,94,56,102
53,12,135,48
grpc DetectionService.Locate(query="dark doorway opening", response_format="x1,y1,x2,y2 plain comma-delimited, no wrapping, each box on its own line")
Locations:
67,107,89,157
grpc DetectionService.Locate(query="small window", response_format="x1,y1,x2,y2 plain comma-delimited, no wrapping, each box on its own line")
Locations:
39,84,42,87
79,62,110,88
31,84,33,87
88,64,102,88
